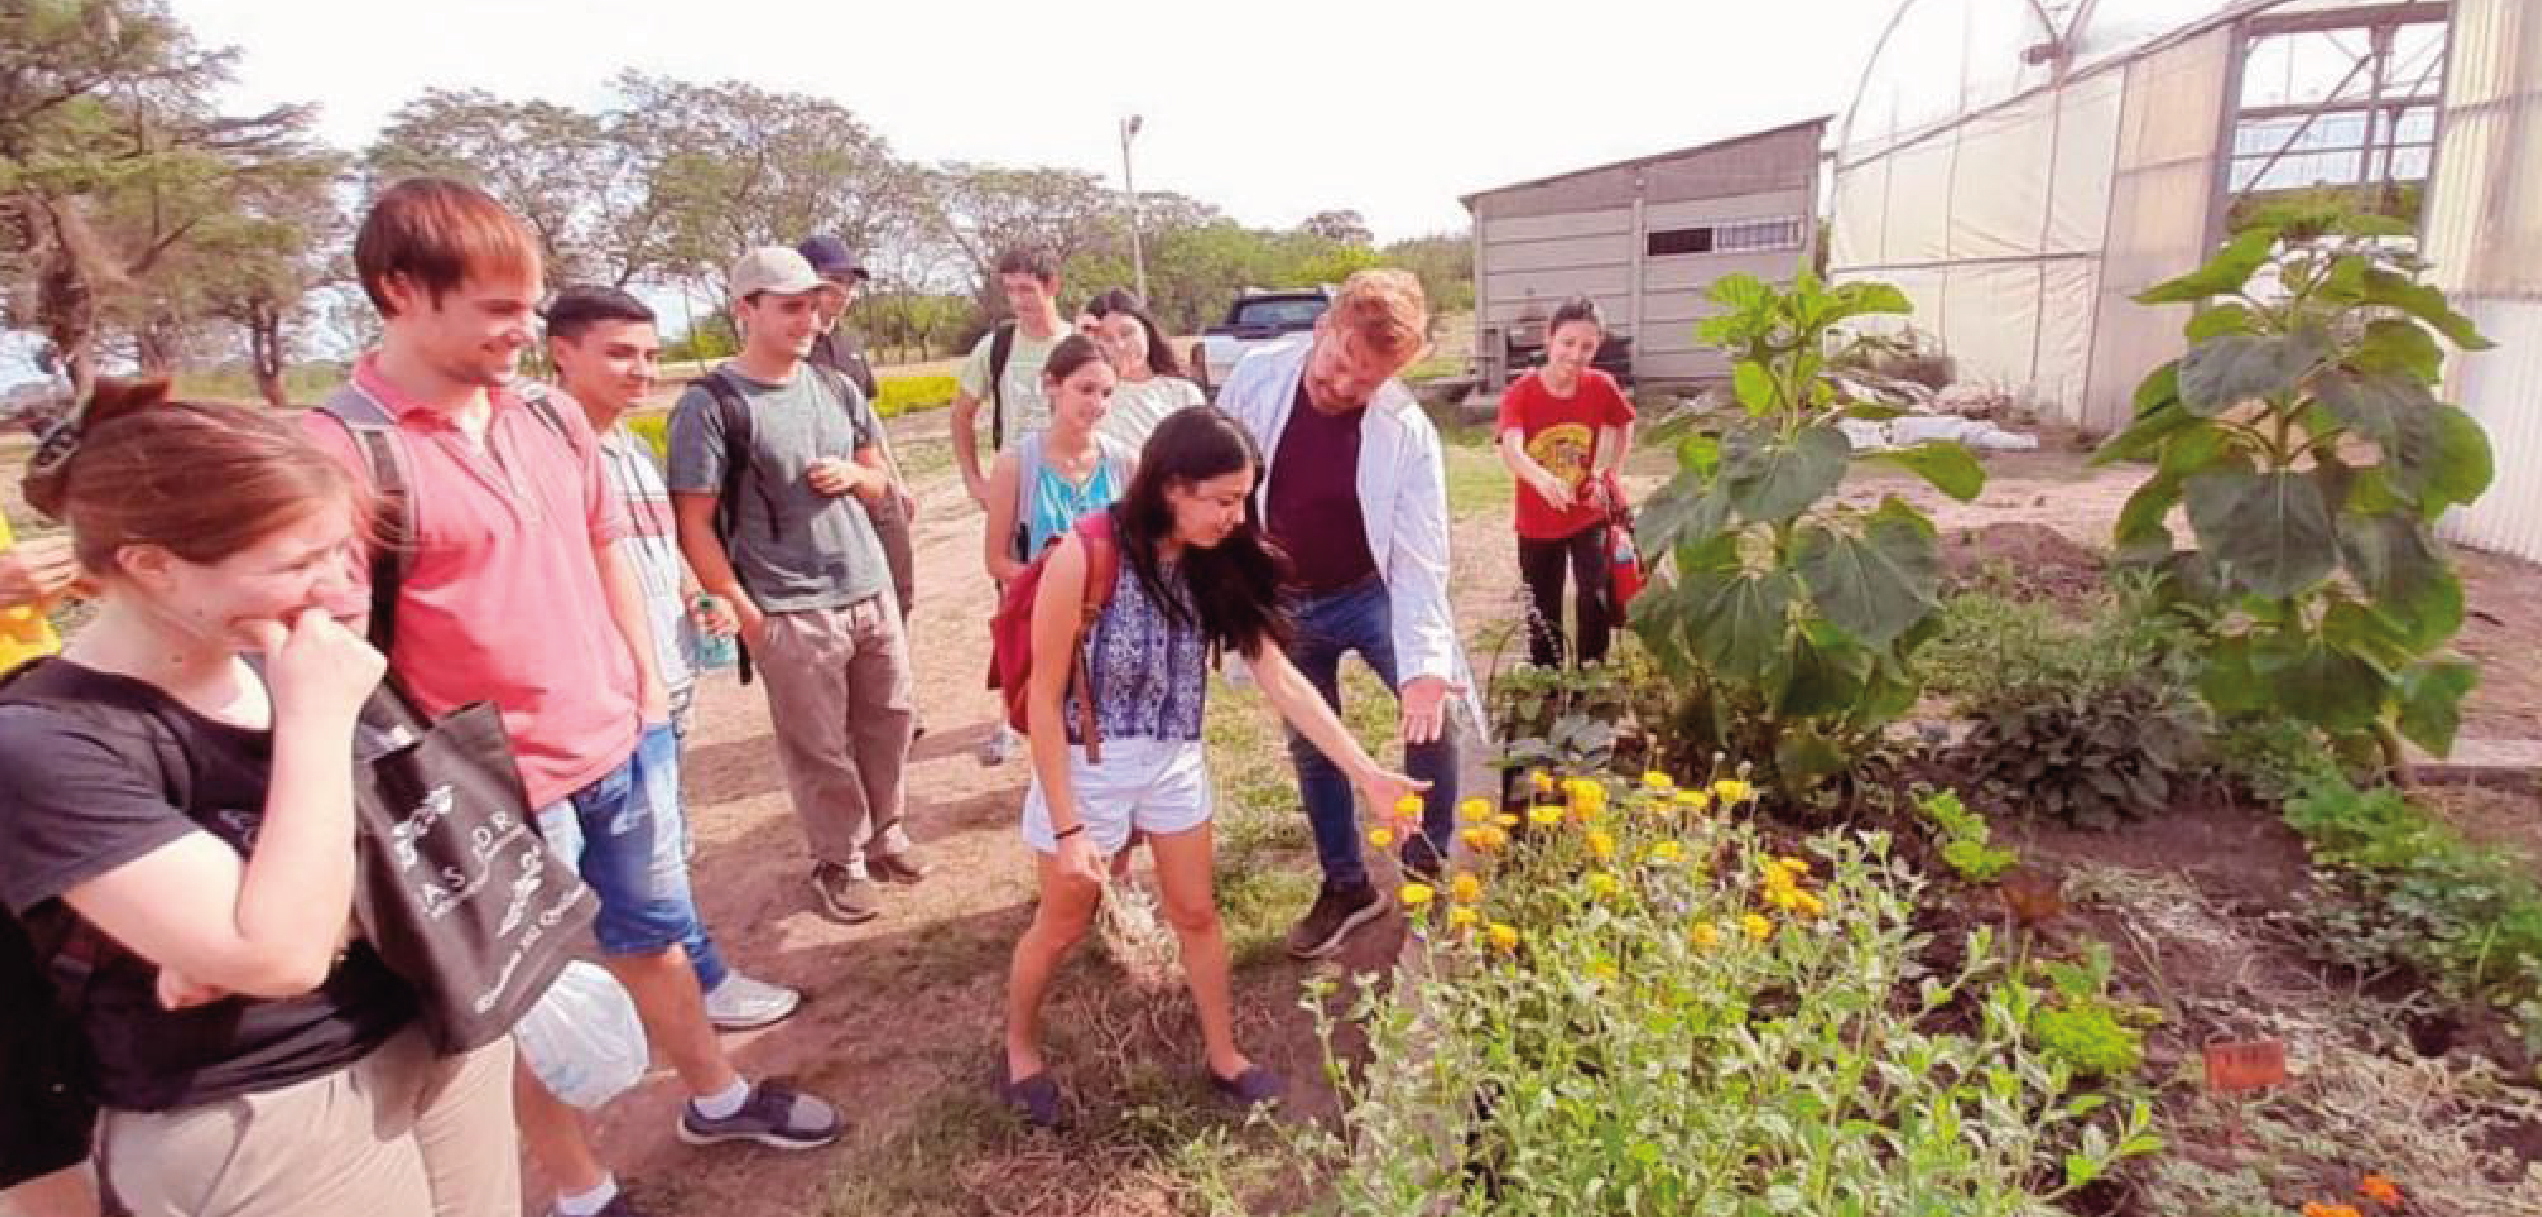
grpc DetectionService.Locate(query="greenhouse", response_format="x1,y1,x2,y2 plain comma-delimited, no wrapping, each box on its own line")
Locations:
1829,0,2542,559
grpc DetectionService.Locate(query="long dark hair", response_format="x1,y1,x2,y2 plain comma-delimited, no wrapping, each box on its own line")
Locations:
1085,288,1185,379
1111,406,1288,658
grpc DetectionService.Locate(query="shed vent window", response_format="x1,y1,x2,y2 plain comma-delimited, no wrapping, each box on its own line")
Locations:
1646,227,1714,256
1715,217,1806,252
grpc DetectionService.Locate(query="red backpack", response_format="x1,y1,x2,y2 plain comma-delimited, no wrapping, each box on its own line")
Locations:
989,511,1123,761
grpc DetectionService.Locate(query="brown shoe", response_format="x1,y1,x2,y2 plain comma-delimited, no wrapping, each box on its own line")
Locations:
811,863,880,923
869,851,931,885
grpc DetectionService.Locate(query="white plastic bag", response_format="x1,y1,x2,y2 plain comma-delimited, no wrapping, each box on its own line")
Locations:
511,960,648,1110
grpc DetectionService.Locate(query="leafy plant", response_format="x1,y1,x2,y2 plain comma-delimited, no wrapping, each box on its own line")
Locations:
1487,652,1646,780
2017,944,2152,1079
1918,790,2017,883
2095,201,2495,773
2283,775,2542,1049
1632,273,1984,797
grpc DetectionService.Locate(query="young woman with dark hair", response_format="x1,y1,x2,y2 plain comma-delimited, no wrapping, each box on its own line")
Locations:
1496,295,1636,668
0,380,519,1216
999,406,1423,1127
1085,288,1204,450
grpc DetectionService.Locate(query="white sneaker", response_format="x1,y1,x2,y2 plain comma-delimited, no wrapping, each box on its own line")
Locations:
703,972,802,1032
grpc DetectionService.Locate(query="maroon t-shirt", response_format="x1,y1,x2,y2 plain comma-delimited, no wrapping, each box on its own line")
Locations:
1266,384,1379,593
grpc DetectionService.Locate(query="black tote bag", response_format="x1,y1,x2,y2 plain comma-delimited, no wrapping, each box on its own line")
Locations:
350,684,594,1054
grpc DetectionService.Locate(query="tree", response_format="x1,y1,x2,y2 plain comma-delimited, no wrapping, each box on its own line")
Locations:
920,162,1118,307
1299,208,1373,246
193,165,344,404
364,89,628,285
0,0,324,393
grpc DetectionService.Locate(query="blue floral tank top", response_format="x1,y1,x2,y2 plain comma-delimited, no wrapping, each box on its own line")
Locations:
1065,556,1208,745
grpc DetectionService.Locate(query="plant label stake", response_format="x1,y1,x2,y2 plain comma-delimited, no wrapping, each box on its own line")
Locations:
2202,1036,2289,1157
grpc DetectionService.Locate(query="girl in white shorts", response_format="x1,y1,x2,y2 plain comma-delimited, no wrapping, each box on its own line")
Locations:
1001,406,1422,1128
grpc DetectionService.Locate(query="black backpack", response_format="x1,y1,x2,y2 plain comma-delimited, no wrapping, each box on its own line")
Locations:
986,319,1018,452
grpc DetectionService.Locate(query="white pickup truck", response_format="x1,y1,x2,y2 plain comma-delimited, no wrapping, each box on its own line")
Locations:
1192,286,1332,394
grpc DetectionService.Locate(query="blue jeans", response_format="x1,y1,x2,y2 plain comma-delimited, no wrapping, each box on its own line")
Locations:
534,721,730,993
1283,579,1458,890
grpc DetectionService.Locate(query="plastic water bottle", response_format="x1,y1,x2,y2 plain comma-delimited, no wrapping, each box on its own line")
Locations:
688,596,739,673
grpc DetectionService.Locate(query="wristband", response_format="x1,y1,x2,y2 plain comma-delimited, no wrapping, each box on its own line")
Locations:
1052,824,1086,842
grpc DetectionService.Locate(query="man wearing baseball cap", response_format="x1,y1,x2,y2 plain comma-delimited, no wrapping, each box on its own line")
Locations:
669,247,926,925
797,236,919,727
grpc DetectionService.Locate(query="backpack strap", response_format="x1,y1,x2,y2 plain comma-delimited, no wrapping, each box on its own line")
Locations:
1070,511,1121,763
987,320,1017,452
318,385,415,656
690,370,764,686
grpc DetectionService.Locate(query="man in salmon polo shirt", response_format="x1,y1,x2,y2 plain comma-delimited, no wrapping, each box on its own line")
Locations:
307,180,842,1214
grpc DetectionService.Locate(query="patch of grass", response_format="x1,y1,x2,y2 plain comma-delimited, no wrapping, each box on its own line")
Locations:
170,361,348,406
875,374,958,418
1441,442,1511,520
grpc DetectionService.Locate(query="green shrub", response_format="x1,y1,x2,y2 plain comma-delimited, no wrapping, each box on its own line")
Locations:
623,413,670,463
2284,775,2542,1050
1917,790,2016,883
1300,771,2162,1214
873,374,956,418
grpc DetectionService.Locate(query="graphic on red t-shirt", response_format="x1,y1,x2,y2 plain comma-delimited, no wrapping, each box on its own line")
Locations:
1499,369,1636,539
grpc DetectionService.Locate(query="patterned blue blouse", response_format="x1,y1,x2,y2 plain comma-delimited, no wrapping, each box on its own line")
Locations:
1065,555,1208,745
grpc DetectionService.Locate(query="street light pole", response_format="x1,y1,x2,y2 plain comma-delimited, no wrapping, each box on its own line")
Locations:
1120,114,1148,302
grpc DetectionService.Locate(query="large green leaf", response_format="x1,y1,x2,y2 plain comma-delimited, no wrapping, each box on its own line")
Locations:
2178,330,2328,415
2313,370,2434,450
2360,268,2494,351
2249,628,2384,732
1676,431,1722,477
2397,657,2479,755
2338,510,2463,651
2183,466,2338,598
1679,559,1799,683
1778,619,1875,718
1732,361,1776,414
1860,441,1984,502
2197,634,2265,717
2095,399,2200,466
1773,729,1853,791
2186,303,2259,341
1636,468,1731,556
1722,423,1850,524
1792,499,1941,648
2112,467,2184,563
2139,228,2277,304
2352,317,2446,383
2414,404,2495,513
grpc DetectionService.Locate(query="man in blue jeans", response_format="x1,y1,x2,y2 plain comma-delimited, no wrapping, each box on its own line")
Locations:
1218,269,1479,959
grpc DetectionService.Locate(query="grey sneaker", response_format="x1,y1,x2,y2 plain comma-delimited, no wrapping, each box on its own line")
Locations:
811,863,880,925
676,1079,843,1149
1284,882,1385,960
704,972,802,1032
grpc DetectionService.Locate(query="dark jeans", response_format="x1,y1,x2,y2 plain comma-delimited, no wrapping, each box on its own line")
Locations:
1518,525,1613,669
1283,579,1459,890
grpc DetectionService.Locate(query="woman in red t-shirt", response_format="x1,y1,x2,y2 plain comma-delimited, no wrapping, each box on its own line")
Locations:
1496,296,1636,668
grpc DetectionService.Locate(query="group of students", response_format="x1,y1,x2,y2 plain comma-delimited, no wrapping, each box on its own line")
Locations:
0,170,1572,1216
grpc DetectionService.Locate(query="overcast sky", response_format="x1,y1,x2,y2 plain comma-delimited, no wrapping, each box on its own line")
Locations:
171,0,1896,241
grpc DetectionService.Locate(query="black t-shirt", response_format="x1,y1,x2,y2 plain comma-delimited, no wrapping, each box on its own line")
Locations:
0,659,415,1113
1267,382,1379,593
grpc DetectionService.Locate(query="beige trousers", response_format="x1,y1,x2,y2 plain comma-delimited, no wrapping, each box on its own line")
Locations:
100,1029,518,1217
755,595,916,875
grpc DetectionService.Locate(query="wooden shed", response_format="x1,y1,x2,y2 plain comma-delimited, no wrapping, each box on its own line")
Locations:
1464,117,1830,388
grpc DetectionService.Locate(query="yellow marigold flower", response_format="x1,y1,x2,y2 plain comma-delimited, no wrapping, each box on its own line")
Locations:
1399,882,1435,909
1459,826,1489,851
1529,769,1556,795
1366,826,1395,848
1496,812,1520,829
1793,891,1826,918
1767,887,1800,912
1713,778,1757,805
1462,825,1508,853
1487,922,1521,953
1527,804,1566,828
1691,920,1721,949
1586,872,1621,899
1591,959,1619,983
1675,790,1713,813
1649,841,1684,865
1742,913,1773,941
1641,770,1675,792
1458,796,1493,824
1778,855,1811,876
1447,906,1480,930
1587,828,1616,861
1450,872,1484,904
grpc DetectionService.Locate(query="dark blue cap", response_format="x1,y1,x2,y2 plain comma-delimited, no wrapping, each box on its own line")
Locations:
796,235,870,284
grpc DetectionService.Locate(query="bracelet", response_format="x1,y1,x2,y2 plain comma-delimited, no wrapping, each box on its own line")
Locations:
1052,824,1086,842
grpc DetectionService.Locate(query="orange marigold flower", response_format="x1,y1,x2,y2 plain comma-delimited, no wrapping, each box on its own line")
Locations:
2359,1175,2402,1209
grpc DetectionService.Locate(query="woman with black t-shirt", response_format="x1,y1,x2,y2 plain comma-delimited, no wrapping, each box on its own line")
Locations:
0,380,517,1217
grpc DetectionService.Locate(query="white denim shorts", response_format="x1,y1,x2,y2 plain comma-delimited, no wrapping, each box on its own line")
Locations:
1021,737,1212,856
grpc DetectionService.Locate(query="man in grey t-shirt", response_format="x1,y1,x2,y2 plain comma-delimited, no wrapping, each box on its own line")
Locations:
670,247,925,925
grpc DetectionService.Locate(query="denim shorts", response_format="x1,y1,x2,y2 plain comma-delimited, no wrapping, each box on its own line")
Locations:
533,723,701,957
